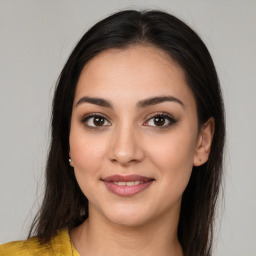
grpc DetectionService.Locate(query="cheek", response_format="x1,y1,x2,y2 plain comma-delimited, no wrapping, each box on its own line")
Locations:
149,131,196,169
69,132,108,200
147,130,197,192
70,128,106,167
69,125,109,191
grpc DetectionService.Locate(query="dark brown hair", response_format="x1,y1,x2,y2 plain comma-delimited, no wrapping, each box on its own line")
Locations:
29,10,225,256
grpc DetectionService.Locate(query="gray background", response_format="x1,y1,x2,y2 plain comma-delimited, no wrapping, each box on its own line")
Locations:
0,0,256,255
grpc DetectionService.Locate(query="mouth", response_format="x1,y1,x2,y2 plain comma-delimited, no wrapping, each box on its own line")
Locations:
102,175,155,196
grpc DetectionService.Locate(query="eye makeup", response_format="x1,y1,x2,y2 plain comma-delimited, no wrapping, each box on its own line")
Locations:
143,112,177,129
81,112,111,129
80,111,177,130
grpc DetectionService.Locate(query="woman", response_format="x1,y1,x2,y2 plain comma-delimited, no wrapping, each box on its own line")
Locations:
0,9,225,256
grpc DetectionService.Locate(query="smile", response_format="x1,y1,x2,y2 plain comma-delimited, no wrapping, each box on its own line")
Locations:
113,181,144,186
102,175,154,196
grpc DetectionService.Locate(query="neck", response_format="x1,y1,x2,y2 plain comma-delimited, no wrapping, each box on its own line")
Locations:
70,206,183,256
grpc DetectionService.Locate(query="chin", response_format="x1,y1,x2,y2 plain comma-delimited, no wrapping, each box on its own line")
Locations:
101,203,153,228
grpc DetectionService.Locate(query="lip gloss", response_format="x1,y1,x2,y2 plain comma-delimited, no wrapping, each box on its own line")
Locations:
102,175,154,196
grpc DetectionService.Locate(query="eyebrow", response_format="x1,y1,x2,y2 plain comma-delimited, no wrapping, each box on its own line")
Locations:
137,96,184,108
75,96,184,108
76,97,113,108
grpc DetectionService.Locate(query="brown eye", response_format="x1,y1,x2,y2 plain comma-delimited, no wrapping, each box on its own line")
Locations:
93,116,105,126
145,114,176,128
83,114,111,128
153,116,166,126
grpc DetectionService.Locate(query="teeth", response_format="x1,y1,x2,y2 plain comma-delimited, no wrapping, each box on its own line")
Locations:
113,181,143,186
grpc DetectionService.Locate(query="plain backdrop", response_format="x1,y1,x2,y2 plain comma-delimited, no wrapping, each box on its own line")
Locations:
0,0,256,255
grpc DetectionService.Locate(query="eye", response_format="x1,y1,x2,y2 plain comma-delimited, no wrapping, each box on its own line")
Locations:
145,114,176,128
82,114,111,128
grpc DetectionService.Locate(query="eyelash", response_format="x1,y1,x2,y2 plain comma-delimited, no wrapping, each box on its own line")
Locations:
144,112,177,128
81,113,111,129
81,112,177,129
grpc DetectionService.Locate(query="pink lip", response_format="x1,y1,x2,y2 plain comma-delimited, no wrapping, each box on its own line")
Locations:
102,175,154,197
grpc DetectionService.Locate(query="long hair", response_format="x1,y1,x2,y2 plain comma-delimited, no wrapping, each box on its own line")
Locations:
29,10,225,256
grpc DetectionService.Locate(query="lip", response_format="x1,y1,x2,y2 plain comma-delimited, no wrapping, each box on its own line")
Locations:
102,175,154,196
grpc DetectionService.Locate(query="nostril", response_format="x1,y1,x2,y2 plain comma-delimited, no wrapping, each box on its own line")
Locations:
108,130,145,165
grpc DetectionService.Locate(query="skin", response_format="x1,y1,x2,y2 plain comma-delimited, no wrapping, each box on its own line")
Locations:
69,45,214,256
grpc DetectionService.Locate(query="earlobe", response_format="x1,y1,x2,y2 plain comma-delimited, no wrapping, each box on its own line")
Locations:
193,117,215,166
69,158,74,167
69,152,74,167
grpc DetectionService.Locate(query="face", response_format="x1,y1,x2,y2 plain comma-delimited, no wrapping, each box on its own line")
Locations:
69,45,212,227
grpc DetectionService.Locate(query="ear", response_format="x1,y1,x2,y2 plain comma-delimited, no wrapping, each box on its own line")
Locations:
69,159,74,167
193,117,215,166
69,153,74,167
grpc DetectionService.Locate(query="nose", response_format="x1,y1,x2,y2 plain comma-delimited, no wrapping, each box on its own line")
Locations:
108,124,145,166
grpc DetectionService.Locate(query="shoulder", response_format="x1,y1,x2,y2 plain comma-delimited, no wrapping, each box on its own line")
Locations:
0,229,74,256
0,236,51,256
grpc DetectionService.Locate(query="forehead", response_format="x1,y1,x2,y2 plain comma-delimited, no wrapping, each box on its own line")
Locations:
74,45,195,108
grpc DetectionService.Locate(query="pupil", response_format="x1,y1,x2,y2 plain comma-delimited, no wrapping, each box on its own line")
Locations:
94,117,104,126
154,116,165,126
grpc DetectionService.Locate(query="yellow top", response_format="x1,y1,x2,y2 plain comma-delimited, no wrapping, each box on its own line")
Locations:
0,229,80,256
